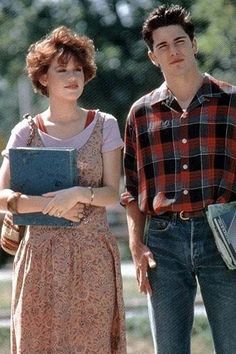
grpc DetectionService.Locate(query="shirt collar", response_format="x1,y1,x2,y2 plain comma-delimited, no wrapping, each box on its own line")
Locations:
150,73,224,107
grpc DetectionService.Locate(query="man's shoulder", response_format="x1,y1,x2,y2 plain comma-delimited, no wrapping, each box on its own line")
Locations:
129,83,166,116
206,74,236,95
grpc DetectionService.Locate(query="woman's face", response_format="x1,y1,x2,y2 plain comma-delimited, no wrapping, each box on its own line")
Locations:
40,54,85,102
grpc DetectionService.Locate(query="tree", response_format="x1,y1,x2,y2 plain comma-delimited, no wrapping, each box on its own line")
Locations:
0,0,195,139
192,0,236,84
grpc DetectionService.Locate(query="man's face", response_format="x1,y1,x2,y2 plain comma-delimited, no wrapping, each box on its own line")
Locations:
148,24,198,79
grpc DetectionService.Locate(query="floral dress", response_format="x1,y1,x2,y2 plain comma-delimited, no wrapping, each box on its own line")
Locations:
10,114,126,353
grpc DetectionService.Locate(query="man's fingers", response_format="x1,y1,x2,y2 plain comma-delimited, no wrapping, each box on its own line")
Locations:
139,276,152,295
148,256,157,269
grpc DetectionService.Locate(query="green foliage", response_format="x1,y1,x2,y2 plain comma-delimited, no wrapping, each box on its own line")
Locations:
192,0,236,84
1,0,235,141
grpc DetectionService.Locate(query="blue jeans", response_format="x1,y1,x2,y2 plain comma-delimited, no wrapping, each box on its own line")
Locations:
145,214,236,354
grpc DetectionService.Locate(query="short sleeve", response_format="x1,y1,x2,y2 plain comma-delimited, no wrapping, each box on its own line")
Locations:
1,120,30,159
101,113,123,153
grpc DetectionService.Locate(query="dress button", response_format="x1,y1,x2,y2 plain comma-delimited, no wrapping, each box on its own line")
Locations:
183,164,188,170
182,138,187,144
183,189,189,195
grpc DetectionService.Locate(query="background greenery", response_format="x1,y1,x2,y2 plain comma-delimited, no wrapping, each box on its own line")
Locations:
0,0,235,141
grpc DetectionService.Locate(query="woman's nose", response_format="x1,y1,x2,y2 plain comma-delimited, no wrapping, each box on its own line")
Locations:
67,71,78,80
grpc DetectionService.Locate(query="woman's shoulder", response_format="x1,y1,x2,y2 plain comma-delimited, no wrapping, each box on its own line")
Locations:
11,117,31,136
96,110,118,125
95,111,123,152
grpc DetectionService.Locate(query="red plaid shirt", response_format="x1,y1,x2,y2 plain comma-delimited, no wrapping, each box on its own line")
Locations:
123,74,236,214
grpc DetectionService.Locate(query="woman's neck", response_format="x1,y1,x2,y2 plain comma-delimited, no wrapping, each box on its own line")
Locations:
43,100,84,123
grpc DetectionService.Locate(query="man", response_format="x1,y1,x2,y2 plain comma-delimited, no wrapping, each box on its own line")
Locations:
123,4,236,354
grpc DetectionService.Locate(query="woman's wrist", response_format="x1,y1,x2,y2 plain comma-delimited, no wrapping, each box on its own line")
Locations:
75,186,95,205
88,186,94,205
17,195,52,214
6,192,22,214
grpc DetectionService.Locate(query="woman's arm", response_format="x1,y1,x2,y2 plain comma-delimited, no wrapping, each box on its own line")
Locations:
42,147,122,217
0,157,50,214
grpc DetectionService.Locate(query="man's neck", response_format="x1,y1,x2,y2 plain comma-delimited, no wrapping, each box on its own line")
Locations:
165,71,204,110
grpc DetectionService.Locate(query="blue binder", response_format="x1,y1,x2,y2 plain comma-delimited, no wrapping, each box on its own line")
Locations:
9,147,78,226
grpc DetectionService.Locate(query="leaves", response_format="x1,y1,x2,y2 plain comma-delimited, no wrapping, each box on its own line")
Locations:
0,0,235,142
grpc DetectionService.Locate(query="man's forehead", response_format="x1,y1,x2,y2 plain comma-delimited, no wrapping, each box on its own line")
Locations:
152,25,187,41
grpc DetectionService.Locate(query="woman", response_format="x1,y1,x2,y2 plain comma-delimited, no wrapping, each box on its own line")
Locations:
0,26,126,354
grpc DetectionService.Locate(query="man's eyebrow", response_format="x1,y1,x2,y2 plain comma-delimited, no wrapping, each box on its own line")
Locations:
155,35,187,48
174,35,187,41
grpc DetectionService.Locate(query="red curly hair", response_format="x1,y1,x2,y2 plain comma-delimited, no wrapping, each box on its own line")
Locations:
26,26,97,96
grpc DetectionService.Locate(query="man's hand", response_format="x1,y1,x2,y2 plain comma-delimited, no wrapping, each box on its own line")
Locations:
130,242,156,295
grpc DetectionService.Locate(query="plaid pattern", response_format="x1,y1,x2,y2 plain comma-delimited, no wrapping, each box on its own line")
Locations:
123,74,236,214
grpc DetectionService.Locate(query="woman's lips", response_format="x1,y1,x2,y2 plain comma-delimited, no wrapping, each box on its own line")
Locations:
65,84,78,89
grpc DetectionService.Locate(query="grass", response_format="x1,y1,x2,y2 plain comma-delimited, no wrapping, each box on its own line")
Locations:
0,328,10,354
0,281,11,311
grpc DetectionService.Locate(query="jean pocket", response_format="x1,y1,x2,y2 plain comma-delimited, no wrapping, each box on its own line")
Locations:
149,217,171,232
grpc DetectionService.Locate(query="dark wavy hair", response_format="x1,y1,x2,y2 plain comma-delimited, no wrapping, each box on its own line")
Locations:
26,26,97,96
142,5,195,51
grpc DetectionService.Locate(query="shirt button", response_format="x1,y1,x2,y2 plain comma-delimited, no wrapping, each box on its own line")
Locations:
183,164,188,170
181,111,189,119
182,138,187,144
183,189,189,195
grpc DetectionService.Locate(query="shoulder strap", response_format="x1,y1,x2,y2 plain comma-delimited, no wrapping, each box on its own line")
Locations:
23,113,44,147
84,110,96,129
96,111,106,130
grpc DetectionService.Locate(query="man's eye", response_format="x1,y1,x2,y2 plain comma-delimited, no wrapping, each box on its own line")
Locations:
158,45,167,50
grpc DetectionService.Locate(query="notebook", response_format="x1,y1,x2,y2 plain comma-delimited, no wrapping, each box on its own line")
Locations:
9,147,78,226
207,202,236,269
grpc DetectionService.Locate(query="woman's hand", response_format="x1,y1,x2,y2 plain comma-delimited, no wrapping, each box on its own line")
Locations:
42,187,79,217
62,203,85,222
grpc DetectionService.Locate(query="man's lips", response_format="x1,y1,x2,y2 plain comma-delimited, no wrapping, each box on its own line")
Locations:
170,59,184,65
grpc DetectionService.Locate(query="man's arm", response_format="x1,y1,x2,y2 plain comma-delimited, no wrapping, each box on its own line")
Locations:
127,201,156,295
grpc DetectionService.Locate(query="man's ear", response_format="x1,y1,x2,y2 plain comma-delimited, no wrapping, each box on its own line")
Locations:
192,37,198,55
148,50,159,67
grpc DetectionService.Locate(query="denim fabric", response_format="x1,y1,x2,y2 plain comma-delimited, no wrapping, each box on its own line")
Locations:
145,214,236,354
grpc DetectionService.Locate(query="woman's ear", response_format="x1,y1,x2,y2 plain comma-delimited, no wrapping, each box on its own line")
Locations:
39,74,48,87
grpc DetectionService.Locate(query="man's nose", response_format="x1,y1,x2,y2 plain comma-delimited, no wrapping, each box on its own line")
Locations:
169,44,179,56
